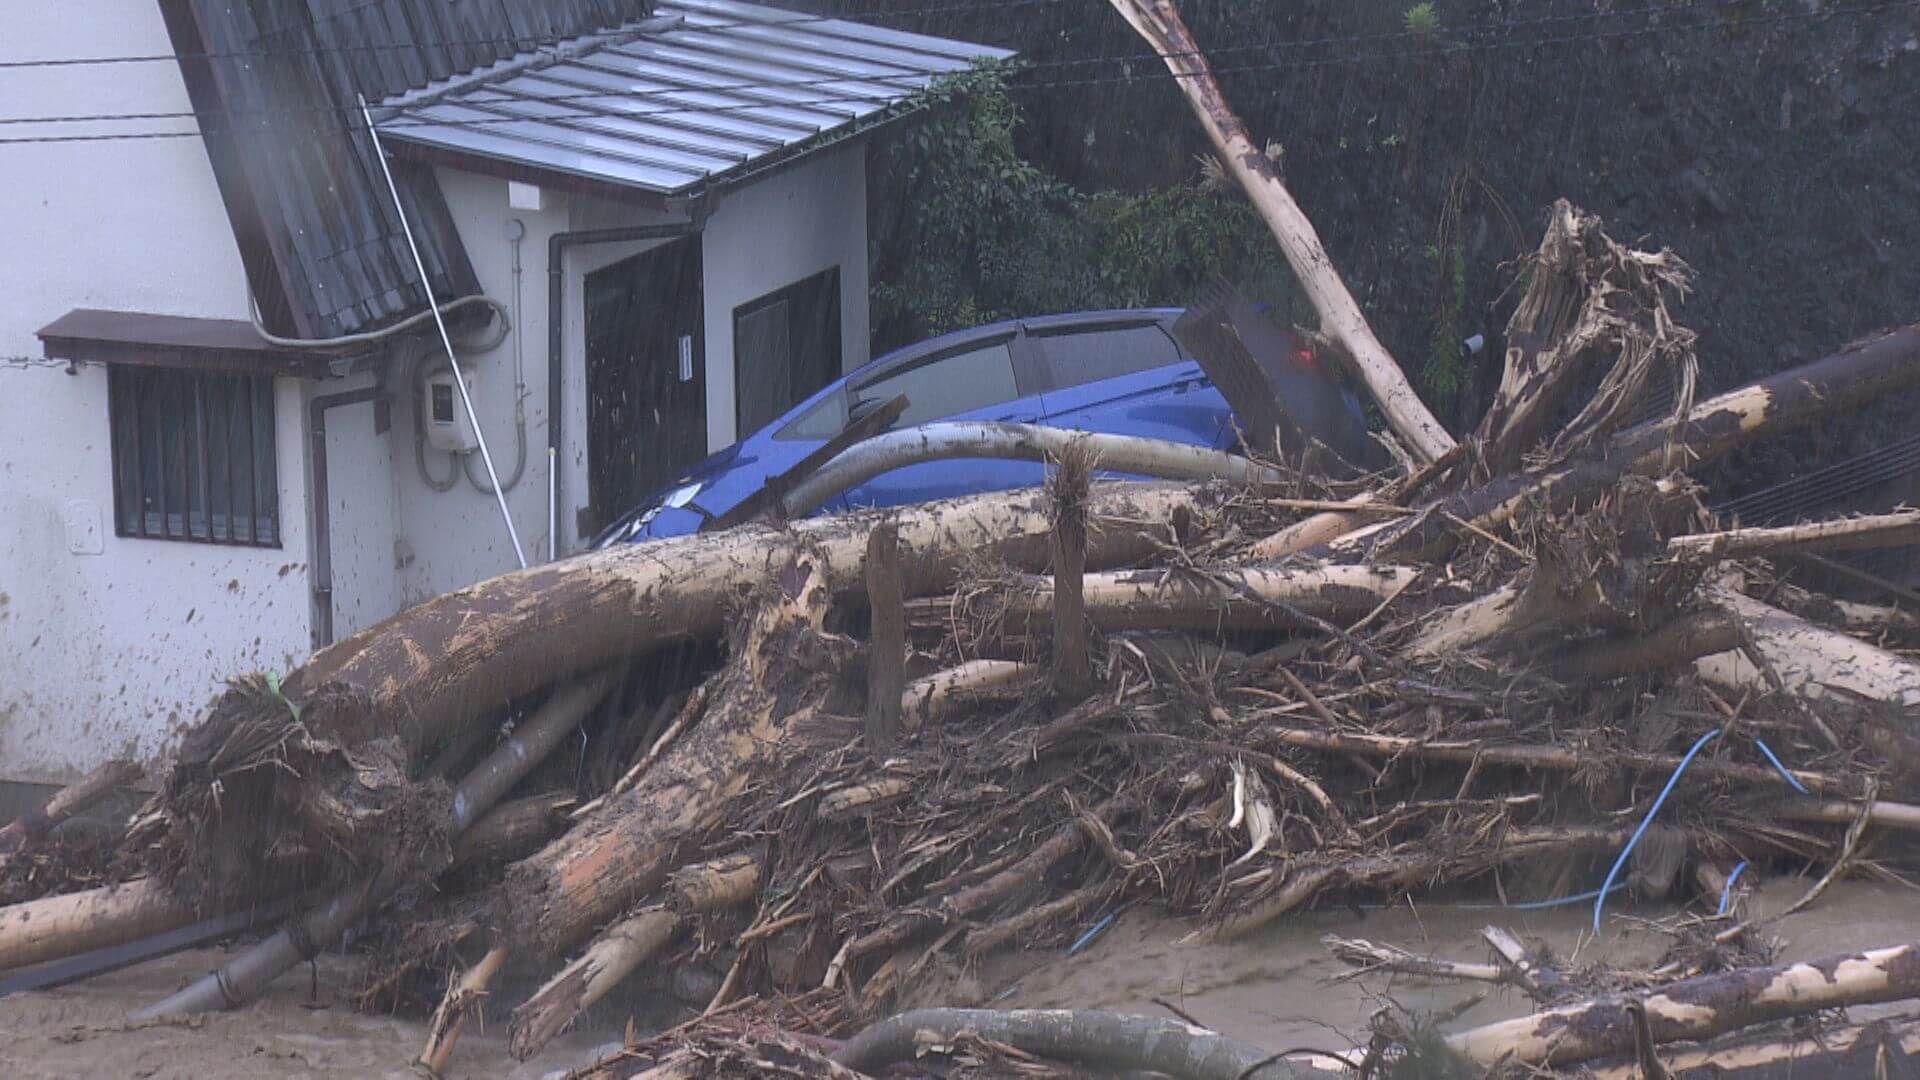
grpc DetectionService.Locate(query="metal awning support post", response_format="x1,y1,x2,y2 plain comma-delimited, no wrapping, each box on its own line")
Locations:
359,94,528,569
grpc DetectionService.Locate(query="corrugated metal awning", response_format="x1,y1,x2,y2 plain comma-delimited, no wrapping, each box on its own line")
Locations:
373,0,1011,196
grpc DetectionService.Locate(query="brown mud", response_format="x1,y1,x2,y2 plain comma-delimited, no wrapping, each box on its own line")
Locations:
2,878,1912,1078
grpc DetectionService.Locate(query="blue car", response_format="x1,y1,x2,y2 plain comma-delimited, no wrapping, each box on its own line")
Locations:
593,308,1370,546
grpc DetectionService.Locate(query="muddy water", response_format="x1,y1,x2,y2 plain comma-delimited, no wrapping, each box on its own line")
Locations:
0,879,1913,1077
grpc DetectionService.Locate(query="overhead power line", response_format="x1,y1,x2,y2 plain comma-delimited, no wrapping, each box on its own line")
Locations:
0,0,1912,146
0,0,1064,69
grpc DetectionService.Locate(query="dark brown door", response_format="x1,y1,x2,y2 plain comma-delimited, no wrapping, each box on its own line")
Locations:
584,237,706,534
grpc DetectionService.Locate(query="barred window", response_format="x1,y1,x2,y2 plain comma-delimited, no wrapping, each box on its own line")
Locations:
108,366,279,546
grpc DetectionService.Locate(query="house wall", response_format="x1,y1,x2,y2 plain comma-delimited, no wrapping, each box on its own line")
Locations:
0,4,317,783
371,145,873,610
702,145,873,448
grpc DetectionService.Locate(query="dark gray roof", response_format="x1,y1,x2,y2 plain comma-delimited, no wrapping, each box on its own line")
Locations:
373,0,1010,196
161,0,657,339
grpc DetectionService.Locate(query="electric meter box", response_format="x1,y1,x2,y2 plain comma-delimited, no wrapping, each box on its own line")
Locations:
423,368,480,453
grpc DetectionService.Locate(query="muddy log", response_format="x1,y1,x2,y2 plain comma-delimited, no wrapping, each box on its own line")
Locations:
165,484,1212,895
1316,324,1920,566
1445,940,1920,1067
285,485,1208,753
0,878,198,973
498,560,834,960
1102,0,1452,464
1698,589,1920,708
1582,1016,1920,1080
1000,564,1421,632
834,1007,1311,1078
1672,509,1920,560
864,523,906,756
418,943,508,1076
509,854,761,1060
450,792,577,867
0,760,140,857
901,660,1034,733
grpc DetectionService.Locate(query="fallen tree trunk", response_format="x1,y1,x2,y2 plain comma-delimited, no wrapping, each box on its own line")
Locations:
1698,588,1920,708
1445,940,1920,1067
1000,564,1421,632
450,791,576,866
901,660,1034,733
0,760,140,857
1582,1015,1920,1080
168,484,1212,896
509,853,761,1060
1318,324,1920,566
498,560,834,960
0,878,198,973
781,422,1280,517
1762,582,1920,640
1672,509,1920,560
833,1007,1311,1079
1102,0,1453,465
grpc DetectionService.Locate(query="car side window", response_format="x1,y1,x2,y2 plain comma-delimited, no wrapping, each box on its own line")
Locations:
854,339,1022,428
1034,324,1183,389
777,390,846,440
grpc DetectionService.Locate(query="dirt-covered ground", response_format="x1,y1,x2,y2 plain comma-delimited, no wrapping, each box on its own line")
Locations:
2,878,1912,1078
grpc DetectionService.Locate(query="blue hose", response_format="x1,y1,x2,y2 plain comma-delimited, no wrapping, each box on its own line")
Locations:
1750,738,1811,795
1594,729,1720,934
1461,881,1626,911
1717,860,1750,916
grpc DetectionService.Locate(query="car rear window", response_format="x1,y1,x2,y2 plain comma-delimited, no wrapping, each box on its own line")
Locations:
854,339,1021,428
1034,323,1182,389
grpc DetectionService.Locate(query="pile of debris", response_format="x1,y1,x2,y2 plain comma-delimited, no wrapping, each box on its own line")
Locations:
1,193,1917,1077
6,1,1920,1070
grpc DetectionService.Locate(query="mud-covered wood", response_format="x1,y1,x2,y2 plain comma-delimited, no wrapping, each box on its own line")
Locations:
1000,564,1420,632
1674,509,1920,559
833,1007,1307,1078
864,524,906,756
0,760,140,857
499,560,833,959
1050,440,1094,696
508,853,761,1060
1446,941,1920,1067
1698,589,1920,708
0,878,198,973
1318,324,1920,567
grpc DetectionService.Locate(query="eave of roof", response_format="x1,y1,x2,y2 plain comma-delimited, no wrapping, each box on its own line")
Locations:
372,0,1012,199
38,308,343,378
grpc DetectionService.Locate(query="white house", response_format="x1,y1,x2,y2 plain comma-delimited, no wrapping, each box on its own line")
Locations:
0,0,1005,786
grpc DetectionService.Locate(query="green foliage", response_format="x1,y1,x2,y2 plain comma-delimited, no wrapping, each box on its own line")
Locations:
1403,2,1441,35
869,66,1304,351
1422,238,1467,413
